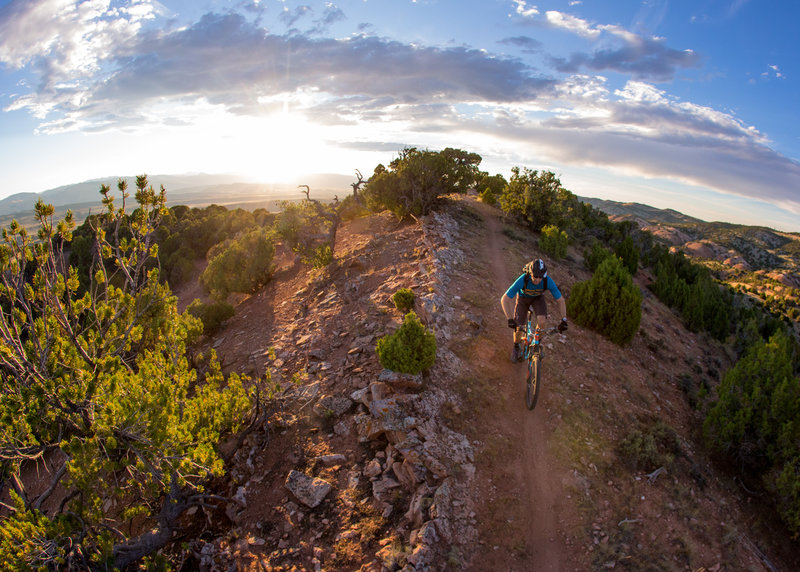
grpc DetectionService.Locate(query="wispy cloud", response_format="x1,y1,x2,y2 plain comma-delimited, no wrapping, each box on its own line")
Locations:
539,10,701,81
499,36,543,54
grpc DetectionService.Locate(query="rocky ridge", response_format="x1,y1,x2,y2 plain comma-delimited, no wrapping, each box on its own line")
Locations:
184,209,483,570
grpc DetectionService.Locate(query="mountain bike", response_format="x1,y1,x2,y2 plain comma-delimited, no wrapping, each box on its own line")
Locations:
519,321,561,410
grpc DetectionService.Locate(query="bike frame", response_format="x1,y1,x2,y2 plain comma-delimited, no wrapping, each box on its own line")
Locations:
520,319,557,360
519,315,559,411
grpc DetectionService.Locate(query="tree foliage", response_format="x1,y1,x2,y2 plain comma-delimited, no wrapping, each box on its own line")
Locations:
538,224,569,259
201,227,277,301
476,172,507,206
584,239,614,272
0,178,253,569
275,199,340,265
650,248,732,340
187,298,235,336
568,255,642,345
614,235,639,275
363,147,482,219
704,330,800,535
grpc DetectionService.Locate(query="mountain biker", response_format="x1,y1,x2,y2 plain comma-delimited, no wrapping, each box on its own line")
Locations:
500,258,568,362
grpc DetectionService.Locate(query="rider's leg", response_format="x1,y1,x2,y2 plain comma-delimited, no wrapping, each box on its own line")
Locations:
531,297,548,329
513,297,533,342
511,297,533,360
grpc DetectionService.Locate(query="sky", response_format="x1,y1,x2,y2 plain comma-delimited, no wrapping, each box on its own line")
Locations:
0,0,798,231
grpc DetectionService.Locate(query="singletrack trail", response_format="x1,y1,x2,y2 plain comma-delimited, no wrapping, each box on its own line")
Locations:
469,200,573,571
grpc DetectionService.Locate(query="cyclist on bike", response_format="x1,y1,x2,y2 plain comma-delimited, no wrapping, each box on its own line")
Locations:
500,258,568,362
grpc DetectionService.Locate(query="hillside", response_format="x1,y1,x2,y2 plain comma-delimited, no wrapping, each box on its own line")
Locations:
165,194,797,570
581,197,800,327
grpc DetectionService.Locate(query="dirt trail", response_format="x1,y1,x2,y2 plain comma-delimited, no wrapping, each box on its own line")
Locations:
470,200,570,570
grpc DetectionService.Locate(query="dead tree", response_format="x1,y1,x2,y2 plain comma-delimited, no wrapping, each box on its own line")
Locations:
350,169,365,200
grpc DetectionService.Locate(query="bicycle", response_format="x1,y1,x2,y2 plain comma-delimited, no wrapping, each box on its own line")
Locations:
518,319,562,410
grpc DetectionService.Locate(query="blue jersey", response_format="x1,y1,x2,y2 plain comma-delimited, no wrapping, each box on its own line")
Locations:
505,273,562,300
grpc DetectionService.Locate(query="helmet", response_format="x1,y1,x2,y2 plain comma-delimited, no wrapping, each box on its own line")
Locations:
527,259,547,279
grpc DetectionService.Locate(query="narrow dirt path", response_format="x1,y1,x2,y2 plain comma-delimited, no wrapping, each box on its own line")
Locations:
469,200,568,570
482,203,562,569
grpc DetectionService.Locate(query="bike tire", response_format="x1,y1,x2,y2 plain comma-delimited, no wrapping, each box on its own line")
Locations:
525,354,541,410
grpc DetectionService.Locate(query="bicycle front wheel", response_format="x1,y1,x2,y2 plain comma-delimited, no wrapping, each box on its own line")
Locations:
526,355,542,410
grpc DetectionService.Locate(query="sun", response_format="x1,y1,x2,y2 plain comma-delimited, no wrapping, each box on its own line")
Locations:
238,112,328,183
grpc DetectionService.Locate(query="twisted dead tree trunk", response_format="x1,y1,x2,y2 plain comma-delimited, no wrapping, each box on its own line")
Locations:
350,169,365,200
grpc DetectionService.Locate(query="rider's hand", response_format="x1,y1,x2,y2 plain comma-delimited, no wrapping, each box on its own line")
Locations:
507,318,517,329
558,318,568,333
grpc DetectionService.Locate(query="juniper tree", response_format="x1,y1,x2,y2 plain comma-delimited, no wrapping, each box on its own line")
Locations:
568,255,642,345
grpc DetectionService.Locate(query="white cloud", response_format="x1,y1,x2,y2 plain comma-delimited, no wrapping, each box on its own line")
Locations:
545,11,599,39
513,0,539,18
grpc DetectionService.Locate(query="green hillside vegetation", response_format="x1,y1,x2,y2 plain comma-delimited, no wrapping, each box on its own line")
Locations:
1,147,798,567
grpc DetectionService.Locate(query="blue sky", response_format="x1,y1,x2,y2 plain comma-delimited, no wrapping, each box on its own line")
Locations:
0,0,798,230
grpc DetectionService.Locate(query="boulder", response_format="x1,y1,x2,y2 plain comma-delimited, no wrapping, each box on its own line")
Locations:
284,470,332,508
312,394,353,418
378,369,424,391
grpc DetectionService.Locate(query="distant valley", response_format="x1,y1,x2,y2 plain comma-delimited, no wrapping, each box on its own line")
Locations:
0,172,354,227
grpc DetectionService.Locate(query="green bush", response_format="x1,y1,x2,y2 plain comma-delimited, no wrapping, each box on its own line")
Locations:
363,147,482,219
187,299,235,336
539,224,568,259
649,249,732,340
376,311,437,374
304,244,333,268
773,458,800,537
568,255,642,345
478,187,497,206
392,288,415,312
614,235,639,275
618,421,681,471
201,227,276,300
0,181,252,568
584,240,613,272
704,330,799,469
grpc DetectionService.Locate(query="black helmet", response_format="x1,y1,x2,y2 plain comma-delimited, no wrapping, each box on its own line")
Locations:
526,258,547,279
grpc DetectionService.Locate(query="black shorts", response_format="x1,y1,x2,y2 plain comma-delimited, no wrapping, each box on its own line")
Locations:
514,295,547,326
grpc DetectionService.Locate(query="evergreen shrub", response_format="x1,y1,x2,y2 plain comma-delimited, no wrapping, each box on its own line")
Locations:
376,311,436,374
584,240,613,272
568,255,642,345
187,299,235,335
479,187,497,206
614,235,639,275
305,244,333,268
392,288,415,312
201,227,276,300
618,421,680,471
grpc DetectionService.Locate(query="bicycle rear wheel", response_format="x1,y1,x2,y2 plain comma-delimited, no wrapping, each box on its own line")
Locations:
525,354,541,410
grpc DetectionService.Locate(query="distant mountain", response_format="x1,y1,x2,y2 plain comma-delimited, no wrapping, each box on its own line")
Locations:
0,173,356,220
579,197,705,226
